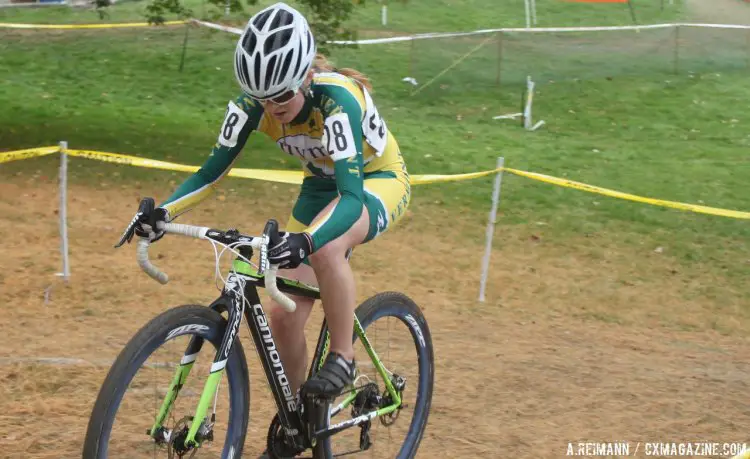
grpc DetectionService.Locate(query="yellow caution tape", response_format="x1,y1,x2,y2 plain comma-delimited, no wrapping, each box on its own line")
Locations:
64,148,307,184
411,169,498,185
3,146,748,220
66,149,200,173
0,146,59,164
503,167,750,220
62,149,503,185
0,20,187,29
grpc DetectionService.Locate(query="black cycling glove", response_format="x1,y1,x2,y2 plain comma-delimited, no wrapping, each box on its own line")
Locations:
115,197,169,248
267,232,313,269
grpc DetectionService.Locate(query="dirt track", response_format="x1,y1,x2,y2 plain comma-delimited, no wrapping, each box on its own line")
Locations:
0,166,749,458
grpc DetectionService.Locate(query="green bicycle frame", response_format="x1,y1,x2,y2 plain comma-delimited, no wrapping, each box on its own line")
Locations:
325,317,402,420
148,258,403,449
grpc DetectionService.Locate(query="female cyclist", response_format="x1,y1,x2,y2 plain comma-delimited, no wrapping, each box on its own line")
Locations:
120,2,411,455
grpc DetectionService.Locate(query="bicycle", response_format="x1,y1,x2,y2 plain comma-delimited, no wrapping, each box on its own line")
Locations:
82,217,434,458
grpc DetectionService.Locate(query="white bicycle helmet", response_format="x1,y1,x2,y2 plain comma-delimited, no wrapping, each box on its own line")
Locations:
234,2,316,100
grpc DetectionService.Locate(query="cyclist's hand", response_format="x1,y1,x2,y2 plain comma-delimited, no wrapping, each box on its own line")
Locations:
114,197,169,248
267,232,313,269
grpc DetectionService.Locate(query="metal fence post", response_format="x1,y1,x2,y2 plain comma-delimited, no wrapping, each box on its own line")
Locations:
58,141,70,283
478,157,505,302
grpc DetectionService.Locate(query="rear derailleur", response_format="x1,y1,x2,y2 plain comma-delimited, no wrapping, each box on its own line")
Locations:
350,382,383,450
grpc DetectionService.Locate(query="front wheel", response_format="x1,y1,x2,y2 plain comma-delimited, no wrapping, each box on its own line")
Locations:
312,292,434,459
82,305,250,458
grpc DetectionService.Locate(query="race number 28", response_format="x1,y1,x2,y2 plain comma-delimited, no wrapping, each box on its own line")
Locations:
324,113,357,161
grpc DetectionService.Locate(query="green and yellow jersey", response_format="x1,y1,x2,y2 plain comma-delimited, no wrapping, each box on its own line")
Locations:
161,72,410,250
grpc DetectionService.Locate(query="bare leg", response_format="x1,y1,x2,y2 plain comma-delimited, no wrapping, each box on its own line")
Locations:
267,264,316,394
269,199,369,394
308,201,370,362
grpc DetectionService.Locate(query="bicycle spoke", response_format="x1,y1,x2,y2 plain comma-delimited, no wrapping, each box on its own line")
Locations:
318,295,431,459
102,333,233,457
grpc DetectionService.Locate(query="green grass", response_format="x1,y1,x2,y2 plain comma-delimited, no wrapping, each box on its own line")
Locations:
0,0,683,30
1,0,748,305
349,0,685,32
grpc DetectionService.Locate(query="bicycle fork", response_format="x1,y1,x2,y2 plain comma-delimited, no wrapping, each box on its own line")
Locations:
148,273,248,448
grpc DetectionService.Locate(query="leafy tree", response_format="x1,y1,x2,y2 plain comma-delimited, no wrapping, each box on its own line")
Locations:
94,0,361,52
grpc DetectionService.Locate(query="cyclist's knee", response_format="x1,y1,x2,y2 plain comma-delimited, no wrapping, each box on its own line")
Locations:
309,217,366,268
268,294,314,335
308,238,349,270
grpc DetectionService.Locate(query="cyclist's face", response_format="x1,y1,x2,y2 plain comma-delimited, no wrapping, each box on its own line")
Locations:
262,91,305,124
261,73,313,124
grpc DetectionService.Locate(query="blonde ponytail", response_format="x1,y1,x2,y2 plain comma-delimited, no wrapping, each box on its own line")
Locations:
312,53,373,93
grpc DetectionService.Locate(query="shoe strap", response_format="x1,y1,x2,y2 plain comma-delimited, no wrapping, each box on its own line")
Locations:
320,352,355,387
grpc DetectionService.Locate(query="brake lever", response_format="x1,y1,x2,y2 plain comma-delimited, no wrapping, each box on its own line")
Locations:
257,219,280,276
114,197,156,248
114,215,139,248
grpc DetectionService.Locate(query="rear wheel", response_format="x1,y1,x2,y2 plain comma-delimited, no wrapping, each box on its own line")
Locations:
311,292,434,459
82,305,250,458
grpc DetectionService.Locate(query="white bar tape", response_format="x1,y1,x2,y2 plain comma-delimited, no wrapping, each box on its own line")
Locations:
136,238,169,284
265,265,297,312
162,222,209,239
248,237,296,312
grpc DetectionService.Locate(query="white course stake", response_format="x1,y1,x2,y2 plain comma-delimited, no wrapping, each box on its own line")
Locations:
523,76,545,131
524,76,533,129
478,157,505,302
493,113,523,120
58,141,70,282
382,4,387,26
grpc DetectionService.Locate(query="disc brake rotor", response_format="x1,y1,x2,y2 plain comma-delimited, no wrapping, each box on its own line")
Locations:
167,416,199,459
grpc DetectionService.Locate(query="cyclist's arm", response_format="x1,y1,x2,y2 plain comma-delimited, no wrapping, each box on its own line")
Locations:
160,96,263,219
306,89,366,251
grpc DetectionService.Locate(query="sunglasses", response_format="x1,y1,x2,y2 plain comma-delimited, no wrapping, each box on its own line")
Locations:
254,88,298,106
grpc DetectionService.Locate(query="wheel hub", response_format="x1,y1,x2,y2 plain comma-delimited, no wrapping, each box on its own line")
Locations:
166,416,199,459
380,374,406,426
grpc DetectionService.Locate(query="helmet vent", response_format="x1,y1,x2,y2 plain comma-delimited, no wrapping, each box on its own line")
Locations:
253,54,262,89
265,55,278,91
265,29,292,55
243,33,256,53
278,51,294,85
271,9,294,29
239,54,250,87
252,10,273,30
293,48,302,78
